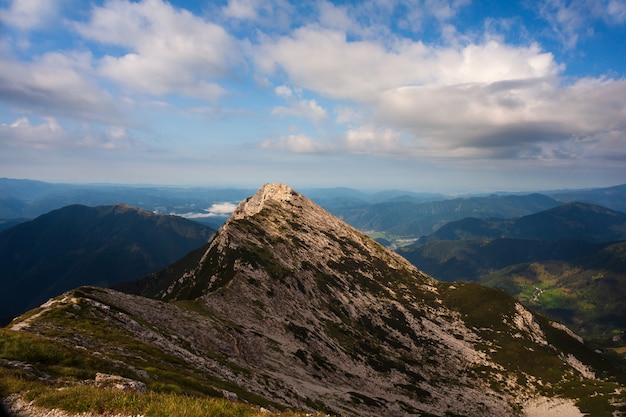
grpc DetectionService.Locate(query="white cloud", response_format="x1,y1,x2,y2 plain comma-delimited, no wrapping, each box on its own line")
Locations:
179,202,239,218
275,85,293,97
343,125,406,155
375,76,626,160
222,0,260,20
0,0,58,30
425,0,472,21
1,0,624,188
258,125,410,157
433,41,559,85
256,27,560,102
77,126,140,150
74,0,239,100
317,1,354,32
0,116,65,149
259,134,329,153
536,0,626,49
536,0,587,49
335,105,365,125
0,51,124,124
0,116,143,151
271,99,328,122
324,0,470,39
271,85,328,122
219,0,295,31
208,202,238,215
256,28,422,101
607,0,626,23
256,22,626,165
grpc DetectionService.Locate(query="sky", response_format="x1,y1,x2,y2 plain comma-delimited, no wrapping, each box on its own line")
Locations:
0,0,625,193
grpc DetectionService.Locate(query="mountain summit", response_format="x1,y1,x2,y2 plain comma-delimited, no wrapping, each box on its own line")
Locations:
135,182,432,302
5,184,625,416
231,182,298,219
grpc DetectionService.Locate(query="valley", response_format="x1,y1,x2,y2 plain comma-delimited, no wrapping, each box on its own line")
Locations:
398,203,626,354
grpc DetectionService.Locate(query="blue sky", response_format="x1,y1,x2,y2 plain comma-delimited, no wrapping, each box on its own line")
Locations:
1,0,625,193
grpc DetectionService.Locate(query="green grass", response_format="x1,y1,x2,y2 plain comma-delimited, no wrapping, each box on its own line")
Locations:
438,282,626,410
33,386,259,417
173,299,212,315
0,326,334,417
481,259,626,346
1,286,326,414
0,328,120,380
10,384,328,417
538,288,569,309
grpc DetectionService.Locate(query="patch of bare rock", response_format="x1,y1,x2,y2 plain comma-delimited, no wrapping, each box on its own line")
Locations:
523,397,583,417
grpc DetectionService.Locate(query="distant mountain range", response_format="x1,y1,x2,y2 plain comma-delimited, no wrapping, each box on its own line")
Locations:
419,202,626,243
331,193,562,238
399,202,626,346
0,204,214,325
548,183,626,213
0,178,254,228
3,184,624,417
3,178,626,242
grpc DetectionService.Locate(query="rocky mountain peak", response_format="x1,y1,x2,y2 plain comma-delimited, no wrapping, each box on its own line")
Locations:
33,184,622,417
139,183,432,303
230,183,298,220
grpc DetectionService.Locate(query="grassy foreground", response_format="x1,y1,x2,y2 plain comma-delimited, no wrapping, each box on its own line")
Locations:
3,382,308,417
0,327,328,417
1,373,328,417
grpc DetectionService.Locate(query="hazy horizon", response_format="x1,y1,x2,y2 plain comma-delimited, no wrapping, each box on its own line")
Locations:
3,175,624,196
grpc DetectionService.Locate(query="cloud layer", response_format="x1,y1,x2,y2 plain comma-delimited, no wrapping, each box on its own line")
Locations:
0,0,625,190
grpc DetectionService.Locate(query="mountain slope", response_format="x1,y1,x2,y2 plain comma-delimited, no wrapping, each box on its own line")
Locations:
401,238,611,281
3,184,625,416
401,239,626,344
481,242,626,345
400,203,626,347
420,202,626,243
0,204,214,324
104,184,626,415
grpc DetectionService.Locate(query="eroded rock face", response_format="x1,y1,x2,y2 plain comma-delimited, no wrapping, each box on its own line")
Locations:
230,183,298,220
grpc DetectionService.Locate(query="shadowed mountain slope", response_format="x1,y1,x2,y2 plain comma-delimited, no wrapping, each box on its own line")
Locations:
0,204,214,324
419,202,626,243
3,184,625,416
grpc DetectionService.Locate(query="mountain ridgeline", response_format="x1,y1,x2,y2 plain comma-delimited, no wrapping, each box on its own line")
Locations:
418,202,626,243
5,184,625,417
330,193,561,237
0,204,214,325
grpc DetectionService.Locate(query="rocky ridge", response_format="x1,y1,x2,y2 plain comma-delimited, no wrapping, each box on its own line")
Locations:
4,184,626,416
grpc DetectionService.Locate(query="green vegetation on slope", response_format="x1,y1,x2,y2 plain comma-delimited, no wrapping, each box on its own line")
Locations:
0,296,331,417
400,230,626,351
438,282,626,415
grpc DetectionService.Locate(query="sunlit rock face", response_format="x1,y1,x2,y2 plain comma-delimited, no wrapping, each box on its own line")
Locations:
12,184,622,417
